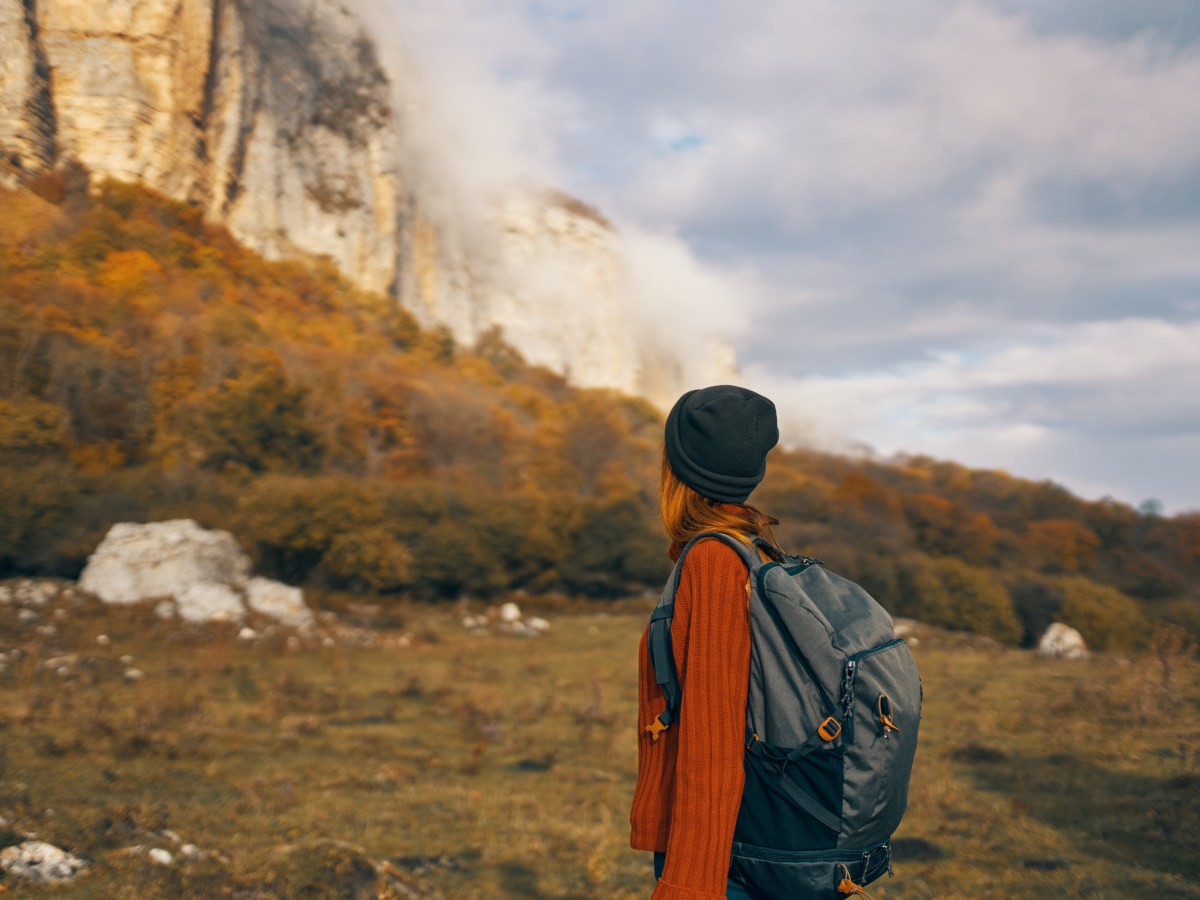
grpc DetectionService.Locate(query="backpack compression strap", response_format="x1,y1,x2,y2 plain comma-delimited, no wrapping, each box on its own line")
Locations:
645,532,762,742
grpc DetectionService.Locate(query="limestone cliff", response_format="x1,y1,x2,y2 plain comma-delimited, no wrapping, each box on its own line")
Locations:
0,0,734,400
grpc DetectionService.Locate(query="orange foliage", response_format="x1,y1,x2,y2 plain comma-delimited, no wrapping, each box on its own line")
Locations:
1,178,1196,616
1025,518,1101,573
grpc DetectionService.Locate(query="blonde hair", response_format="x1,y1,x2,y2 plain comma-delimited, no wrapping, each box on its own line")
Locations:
659,447,779,549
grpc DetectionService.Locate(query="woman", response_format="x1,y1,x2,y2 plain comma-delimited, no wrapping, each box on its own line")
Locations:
630,384,780,900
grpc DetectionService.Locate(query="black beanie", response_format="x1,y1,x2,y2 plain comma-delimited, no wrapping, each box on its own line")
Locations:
665,385,779,503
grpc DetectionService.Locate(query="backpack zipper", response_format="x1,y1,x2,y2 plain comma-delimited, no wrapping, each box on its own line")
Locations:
842,638,905,743
730,841,888,863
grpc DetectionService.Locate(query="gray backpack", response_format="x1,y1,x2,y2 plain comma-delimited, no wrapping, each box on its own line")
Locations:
646,532,921,898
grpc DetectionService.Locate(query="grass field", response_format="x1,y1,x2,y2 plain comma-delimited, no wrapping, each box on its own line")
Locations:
1,584,1198,898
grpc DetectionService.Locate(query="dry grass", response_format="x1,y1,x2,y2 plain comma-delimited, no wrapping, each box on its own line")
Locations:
0,589,1197,898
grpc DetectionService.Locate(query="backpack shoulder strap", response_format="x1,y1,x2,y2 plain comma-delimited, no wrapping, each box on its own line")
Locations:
645,531,761,741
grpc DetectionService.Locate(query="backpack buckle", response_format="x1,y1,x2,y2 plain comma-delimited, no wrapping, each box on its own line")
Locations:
646,714,670,742
817,717,842,742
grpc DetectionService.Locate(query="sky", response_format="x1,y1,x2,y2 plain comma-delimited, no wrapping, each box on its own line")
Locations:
362,0,1200,514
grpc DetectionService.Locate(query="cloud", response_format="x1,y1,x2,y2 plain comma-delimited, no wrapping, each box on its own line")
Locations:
741,318,1200,510
352,0,761,395
350,0,1200,510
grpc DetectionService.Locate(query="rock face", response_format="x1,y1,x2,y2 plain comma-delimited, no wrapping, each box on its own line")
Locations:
1038,623,1088,660
0,841,88,884
79,519,312,628
403,189,642,395
0,0,733,401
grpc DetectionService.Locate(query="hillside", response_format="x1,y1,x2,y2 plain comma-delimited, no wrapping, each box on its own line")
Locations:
0,0,733,401
1,178,1197,648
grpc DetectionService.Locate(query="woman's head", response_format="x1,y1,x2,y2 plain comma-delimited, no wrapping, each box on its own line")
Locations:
660,385,779,544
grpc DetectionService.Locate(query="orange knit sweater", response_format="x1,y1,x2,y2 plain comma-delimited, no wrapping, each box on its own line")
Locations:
629,538,753,899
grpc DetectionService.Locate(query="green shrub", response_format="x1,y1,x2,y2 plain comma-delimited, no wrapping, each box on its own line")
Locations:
411,517,507,599
319,526,414,593
565,496,668,597
0,463,88,574
898,555,1021,644
233,476,401,587
1053,575,1149,651
193,362,324,473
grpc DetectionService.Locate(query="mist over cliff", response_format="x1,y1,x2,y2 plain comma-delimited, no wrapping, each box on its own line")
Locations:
0,0,739,404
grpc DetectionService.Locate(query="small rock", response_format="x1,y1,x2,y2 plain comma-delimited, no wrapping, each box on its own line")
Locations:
16,580,55,607
180,843,202,859
96,634,111,646
245,577,313,630
154,600,176,620
397,635,412,648
18,608,38,623
238,627,258,641
323,637,336,649
499,602,521,623
0,585,11,603
0,841,88,883
53,608,67,620
119,654,135,666
35,624,57,638
148,848,173,865
1038,623,1088,661
286,636,301,651
123,668,145,682
176,582,245,624
527,617,550,633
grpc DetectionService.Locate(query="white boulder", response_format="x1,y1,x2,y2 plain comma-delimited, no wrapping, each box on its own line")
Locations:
78,521,314,629
176,583,245,624
0,841,88,884
1038,623,1089,661
527,617,551,633
245,577,314,631
499,602,521,623
79,520,250,605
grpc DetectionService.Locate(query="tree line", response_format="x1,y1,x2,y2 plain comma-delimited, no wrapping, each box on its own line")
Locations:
1,173,1196,650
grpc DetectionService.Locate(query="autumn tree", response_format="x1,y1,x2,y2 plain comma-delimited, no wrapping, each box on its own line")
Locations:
193,357,324,473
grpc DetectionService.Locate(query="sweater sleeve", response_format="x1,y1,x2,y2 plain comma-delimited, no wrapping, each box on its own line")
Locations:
653,539,752,900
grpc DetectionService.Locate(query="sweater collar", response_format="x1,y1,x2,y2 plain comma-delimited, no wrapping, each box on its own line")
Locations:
667,504,755,561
